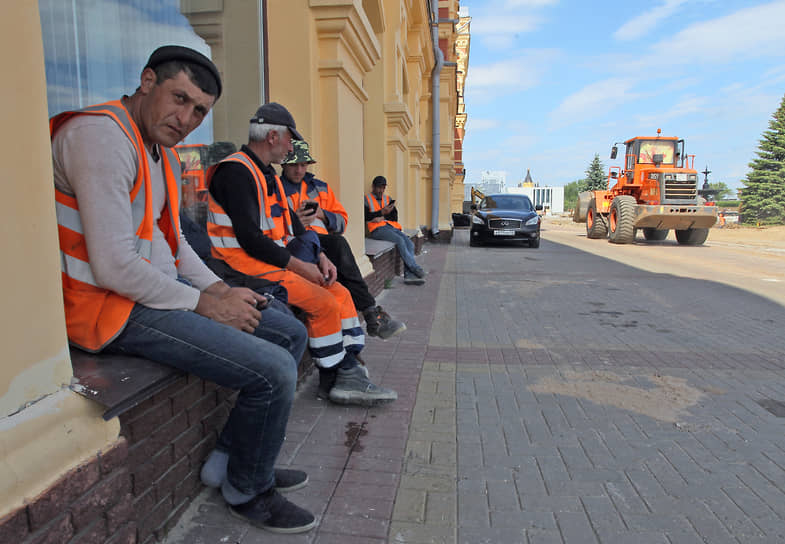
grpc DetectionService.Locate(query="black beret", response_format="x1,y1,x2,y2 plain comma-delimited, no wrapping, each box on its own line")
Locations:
372,176,387,186
145,45,222,98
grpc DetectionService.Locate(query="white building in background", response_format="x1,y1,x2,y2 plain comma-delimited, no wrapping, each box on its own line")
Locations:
506,186,564,215
475,170,507,195
464,169,564,214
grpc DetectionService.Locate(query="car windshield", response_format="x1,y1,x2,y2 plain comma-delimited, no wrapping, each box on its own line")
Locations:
480,195,533,211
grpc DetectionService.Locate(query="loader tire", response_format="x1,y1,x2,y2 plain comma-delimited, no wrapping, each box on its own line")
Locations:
675,228,709,246
586,200,608,239
642,227,669,241
608,195,636,244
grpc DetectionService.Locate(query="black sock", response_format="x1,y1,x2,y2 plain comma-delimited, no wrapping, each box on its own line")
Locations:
339,353,358,370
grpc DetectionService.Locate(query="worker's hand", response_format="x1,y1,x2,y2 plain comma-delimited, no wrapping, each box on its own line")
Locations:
382,202,395,214
195,286,263,333
370,216,385,223
286,256,326,286
296,202,319,226
318,252,337,286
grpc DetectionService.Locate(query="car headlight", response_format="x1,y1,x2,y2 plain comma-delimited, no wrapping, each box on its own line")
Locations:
525,216,539,226
472,215,484,225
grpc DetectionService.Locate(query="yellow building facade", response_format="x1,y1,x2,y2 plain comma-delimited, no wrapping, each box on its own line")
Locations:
0,0,467,529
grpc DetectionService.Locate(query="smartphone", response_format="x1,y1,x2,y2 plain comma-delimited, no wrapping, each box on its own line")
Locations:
303,201,318,214
388,199,396,206
256,293,273,310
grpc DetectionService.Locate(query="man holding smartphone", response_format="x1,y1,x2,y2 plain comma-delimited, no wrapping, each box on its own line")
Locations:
280,141,407,340
365,176,426,285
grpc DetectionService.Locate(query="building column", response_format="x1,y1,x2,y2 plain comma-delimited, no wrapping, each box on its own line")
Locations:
181,0,265,145
0,1,120,520
311,1,381,275
384,103,414,227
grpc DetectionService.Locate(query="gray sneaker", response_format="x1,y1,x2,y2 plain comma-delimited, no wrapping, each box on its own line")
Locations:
329,365,398,406
403,271,425,285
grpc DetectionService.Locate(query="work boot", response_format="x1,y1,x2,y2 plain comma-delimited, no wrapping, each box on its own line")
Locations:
317,366,337,400
329,365,398,406
363,306,407,339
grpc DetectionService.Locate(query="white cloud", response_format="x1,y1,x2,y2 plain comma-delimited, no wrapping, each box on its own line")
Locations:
467,118,501,131
637,1,785,69
613,0,688,41
633,95,709,126
465,50,560,101
471,14,542,35
549,78,638,128
504,0,559,7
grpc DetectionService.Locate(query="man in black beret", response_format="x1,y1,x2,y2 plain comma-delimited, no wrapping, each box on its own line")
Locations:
50,46,316,533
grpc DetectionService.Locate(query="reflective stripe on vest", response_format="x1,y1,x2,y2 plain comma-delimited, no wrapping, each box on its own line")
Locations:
207,153,294,275
287,181,330,234
365,193,403,232
50,100,182,352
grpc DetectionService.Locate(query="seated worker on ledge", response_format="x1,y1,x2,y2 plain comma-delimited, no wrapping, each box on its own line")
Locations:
51,46,314,533
365,176,426,285
280,140,406,340
206,102,397,407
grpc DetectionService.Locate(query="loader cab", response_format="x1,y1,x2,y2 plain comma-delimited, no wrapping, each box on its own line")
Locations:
626,139,676,167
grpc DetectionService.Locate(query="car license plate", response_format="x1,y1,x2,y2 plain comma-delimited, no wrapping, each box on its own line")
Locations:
493,229,515,236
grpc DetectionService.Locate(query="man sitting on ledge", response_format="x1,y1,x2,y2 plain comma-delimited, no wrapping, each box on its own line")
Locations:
206,103,397,406
280,140,406,340
51,46,314,533
365,175,426,285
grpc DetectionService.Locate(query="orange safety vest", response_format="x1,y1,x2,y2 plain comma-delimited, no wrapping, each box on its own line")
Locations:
207,152,294,276
286,176,348,235
51,100,181,352
365,194,402,233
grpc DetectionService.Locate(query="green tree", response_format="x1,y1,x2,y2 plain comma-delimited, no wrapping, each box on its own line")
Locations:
578,154,607,192
741,94,785,225
707,182,733,200
563,180,580,209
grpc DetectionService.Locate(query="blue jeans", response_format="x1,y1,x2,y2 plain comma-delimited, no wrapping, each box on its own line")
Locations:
369,224,419,273
258,299,308,363
104,304,298,496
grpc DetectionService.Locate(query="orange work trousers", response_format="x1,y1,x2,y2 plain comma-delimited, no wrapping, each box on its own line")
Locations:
264,269,363,368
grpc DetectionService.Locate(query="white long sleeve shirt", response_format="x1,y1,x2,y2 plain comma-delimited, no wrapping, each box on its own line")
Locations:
52,115,219,310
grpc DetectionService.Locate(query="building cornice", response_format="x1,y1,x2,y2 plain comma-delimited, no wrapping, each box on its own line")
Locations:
384,102,414,133
310,0,381,74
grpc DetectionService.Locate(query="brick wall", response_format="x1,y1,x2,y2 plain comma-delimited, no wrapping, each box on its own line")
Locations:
1,235,426,544
2,375,234,544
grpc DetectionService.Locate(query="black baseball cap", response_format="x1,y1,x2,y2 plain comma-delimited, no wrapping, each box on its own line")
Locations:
144,45,222,98
372,175,387,186
250,103,303,140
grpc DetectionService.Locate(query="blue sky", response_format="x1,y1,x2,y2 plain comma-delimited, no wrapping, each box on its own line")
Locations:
461,0,785,194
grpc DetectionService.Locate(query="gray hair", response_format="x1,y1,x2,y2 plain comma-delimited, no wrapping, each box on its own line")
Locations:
249,123,288,142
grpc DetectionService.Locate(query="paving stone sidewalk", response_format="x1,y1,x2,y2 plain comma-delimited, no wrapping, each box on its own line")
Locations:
166,230,785,543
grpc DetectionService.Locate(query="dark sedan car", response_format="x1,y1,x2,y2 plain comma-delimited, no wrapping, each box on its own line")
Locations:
470,194,542,248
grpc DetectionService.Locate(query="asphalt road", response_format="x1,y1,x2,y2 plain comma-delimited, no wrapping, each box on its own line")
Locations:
542,221,785,308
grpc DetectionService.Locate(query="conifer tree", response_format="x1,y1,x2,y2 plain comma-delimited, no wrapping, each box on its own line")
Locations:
741,94,785,225
578,154,607,192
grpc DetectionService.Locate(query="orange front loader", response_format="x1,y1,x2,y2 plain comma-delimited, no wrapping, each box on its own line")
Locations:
574,130,717,245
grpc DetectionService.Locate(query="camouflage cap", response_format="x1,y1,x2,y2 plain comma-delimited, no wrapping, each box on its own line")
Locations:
282,140,316,165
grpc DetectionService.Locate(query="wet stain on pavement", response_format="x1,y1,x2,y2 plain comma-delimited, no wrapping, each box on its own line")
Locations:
345,421,368,451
